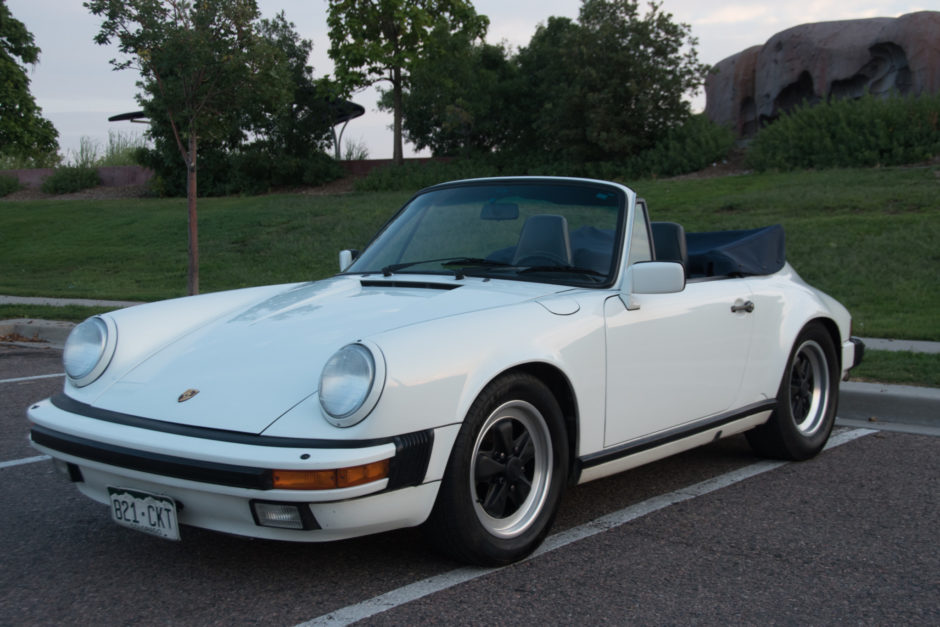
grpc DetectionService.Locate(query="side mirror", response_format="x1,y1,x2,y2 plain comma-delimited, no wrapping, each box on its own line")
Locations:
339,249,359,272
621,261,685,310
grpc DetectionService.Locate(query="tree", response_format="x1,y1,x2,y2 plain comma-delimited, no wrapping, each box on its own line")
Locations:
85,0,290,295
0,0,59,165
253,14,338,164
515,0,707,162
576,0,707,155
385,25,516,156
136,12,342,197
326,0,488,165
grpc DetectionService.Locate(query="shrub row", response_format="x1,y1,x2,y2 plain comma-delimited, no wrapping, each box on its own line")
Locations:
139,147,343,197
355,114,736,191
0,174,21,197
747,94,940,171
40,166,101,195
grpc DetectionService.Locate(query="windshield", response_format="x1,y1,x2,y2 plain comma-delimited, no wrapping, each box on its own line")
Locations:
347,180,626,287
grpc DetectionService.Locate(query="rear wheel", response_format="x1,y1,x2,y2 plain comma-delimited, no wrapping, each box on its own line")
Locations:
428,373,568,565
746,324,839,460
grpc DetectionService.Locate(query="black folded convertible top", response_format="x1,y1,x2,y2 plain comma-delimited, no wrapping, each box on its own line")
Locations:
685,225,785,277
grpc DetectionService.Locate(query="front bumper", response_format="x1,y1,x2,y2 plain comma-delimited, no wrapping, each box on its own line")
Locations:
28,394,452,541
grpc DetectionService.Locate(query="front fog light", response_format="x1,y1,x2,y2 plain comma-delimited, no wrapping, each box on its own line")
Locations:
250,501,319,530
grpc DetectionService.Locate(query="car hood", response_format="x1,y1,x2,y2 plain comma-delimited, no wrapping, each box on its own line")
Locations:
89,275,569,434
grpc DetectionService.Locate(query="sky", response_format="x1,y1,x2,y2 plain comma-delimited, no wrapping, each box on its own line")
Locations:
6,0,932,161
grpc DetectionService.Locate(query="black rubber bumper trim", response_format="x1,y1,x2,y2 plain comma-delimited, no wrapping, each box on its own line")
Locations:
50,393,417,450
34,399,436,492
31,424,273,489
850,337,865,369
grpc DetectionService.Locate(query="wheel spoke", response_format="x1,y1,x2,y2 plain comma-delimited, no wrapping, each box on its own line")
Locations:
475,453,505,480
507,479,531,509
493,420,515,455
481,480,509,516
514,431,534,464
795,355,810,381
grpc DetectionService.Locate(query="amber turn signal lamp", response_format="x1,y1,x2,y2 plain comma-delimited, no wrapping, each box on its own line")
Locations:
272,459,390,490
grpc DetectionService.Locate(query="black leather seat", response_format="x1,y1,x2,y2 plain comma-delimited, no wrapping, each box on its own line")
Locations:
651,221,688,271
511,215,573,266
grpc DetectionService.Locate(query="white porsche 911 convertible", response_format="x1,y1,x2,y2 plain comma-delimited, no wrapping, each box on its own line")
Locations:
28,177,864,565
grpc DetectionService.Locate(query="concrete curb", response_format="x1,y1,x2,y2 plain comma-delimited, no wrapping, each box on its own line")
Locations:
841,380,940,401
0,319,74,348
859,337,940,354
0,295,144,308
839,381,939,430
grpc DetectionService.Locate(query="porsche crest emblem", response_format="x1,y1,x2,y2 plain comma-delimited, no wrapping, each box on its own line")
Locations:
177,389,200,403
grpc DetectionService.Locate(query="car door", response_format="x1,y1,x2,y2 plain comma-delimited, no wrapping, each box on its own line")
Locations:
603,278,755,447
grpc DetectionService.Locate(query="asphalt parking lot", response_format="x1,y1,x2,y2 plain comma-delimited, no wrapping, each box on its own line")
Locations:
1,343,938,625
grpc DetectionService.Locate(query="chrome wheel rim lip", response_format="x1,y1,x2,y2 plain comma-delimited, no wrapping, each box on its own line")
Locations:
470,400,552,539
789,339,830,436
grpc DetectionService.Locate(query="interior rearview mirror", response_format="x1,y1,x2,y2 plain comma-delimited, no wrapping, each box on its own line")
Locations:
480,202,519,221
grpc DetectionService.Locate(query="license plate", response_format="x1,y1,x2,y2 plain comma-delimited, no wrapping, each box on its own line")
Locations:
107,487,180,541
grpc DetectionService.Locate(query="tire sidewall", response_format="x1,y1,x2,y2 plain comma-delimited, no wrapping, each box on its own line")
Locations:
772,324,840,460
434,372,568,565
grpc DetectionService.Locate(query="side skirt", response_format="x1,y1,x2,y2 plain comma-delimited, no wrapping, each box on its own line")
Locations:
575,401,775,485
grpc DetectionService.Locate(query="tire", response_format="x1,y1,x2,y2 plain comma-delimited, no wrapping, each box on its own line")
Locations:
427,372,568,565
746,323,840,460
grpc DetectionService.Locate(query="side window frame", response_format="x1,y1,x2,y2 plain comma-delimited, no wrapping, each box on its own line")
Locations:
627,198,654,266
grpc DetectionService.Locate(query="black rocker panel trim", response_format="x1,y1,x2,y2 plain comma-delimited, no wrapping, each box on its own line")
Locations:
579,400,777,470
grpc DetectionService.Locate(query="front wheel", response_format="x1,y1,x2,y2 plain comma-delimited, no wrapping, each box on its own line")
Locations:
427,373,568,565
746,323,840,460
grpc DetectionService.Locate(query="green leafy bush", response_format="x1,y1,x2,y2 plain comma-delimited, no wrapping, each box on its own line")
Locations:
623,114,736,178
354,158,499,192
136,146,343,197
0,174,21,197
40,166,101,194
747,94,940,171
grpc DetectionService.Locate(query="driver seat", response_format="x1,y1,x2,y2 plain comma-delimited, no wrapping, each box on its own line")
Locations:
511,214,573,266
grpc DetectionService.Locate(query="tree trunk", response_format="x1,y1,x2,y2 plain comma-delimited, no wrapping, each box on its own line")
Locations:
187,132,199,295
392,65,404,166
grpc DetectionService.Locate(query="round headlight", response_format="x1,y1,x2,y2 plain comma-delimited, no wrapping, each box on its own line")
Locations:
63,317,115,386
319,343,384,427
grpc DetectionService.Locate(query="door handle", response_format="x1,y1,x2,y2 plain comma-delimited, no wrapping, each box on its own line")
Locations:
731,300,755,313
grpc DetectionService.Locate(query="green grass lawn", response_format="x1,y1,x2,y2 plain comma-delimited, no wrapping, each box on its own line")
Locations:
1,166,937,341
850,350,940,388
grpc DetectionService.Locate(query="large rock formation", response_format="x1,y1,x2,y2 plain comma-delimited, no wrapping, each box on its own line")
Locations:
705,11,940,136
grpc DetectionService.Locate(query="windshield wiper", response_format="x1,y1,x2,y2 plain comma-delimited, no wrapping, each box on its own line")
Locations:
382,257,512,277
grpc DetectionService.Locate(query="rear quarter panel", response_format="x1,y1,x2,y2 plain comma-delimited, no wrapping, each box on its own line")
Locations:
738,264,851,405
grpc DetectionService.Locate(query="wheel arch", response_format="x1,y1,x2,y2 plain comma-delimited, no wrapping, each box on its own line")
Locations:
807,316,843,370
493,362,580,485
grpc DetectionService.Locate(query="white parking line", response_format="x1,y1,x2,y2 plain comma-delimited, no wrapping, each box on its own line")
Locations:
0,372,64,384
0,455,50,470
299,428,876,627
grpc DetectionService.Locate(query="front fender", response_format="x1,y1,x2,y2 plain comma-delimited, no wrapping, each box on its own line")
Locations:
367,297,608,451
